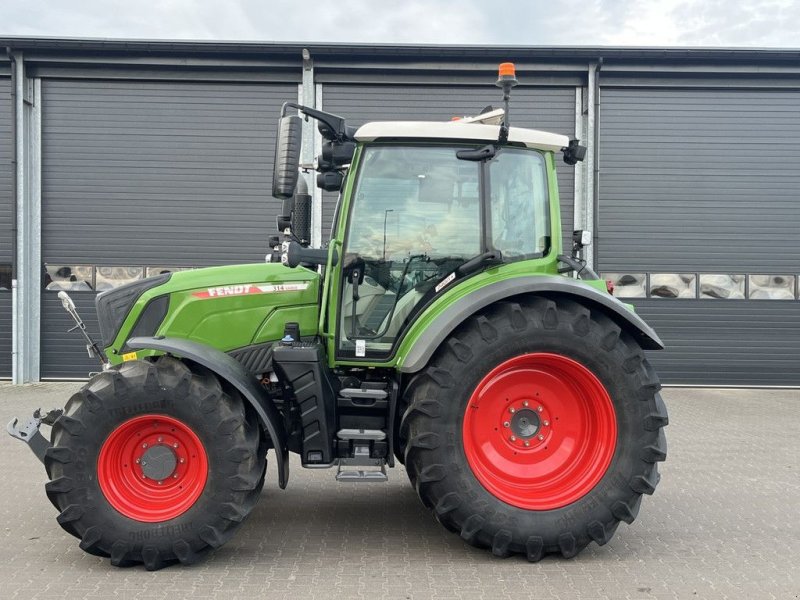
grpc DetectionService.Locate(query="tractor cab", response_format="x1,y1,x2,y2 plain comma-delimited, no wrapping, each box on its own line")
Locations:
273,64,588,365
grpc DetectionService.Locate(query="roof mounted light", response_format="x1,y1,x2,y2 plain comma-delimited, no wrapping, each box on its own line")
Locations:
495,62,518,144
497,62,518,83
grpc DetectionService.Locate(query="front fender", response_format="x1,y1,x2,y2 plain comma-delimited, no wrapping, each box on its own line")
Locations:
127,336,289,489
398,275,663,374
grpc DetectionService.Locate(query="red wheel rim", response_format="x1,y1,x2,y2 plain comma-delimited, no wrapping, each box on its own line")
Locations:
462,353,616,510
98,414,208,522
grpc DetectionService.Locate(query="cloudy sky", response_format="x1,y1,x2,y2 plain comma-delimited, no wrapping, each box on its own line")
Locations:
1,0,798,47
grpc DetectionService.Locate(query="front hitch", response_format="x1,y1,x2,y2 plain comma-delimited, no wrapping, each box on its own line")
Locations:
7,408,63,464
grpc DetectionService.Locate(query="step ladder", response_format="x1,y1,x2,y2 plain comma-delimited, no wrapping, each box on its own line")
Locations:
335,428,388,482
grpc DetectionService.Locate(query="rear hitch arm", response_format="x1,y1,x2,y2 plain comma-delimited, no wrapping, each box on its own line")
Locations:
7,408,63,464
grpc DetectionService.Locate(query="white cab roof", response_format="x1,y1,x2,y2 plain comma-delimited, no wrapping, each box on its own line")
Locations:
354,121,570,153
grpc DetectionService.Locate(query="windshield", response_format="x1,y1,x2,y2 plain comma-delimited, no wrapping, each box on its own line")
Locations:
338,144,549,358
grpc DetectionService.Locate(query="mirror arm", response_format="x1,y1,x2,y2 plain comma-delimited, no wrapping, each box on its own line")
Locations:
281,102,355,142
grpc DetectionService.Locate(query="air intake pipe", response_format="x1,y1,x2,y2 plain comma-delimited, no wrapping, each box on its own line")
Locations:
292,177,312,247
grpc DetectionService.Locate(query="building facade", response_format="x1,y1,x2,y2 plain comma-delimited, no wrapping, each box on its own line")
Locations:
1,38,799,385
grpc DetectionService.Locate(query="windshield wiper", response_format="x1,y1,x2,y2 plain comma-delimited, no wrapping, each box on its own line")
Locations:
455,250,503,278
456,145,496,161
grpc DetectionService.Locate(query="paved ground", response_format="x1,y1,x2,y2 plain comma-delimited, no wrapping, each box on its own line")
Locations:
0,384,797,600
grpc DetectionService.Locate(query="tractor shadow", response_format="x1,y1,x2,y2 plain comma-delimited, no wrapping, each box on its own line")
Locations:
216,462,644,567
222,464,479,564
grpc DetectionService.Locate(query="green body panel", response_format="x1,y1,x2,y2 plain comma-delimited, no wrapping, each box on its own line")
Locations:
105,263,320,366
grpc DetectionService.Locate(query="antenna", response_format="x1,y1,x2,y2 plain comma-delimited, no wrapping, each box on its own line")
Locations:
495,62,518,144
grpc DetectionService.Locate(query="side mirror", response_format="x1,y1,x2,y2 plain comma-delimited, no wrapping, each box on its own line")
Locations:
573,230,592,248
272,115,303,199
562,139,587,165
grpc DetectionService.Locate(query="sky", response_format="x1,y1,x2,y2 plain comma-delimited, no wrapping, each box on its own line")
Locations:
1,0,799,47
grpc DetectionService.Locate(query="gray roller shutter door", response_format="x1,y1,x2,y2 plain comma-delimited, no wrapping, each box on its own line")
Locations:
598,88,800,385
320,85,576,248
41,79,297,378
0,78,12,377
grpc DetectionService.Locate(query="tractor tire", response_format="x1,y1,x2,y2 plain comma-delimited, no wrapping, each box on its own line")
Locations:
401,296,668,561
44,356,266,570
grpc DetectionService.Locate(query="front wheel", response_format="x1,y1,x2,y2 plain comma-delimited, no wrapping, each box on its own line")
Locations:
45,357,266,570
401,296,668,560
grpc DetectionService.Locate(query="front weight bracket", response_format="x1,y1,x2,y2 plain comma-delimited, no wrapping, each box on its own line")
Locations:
7,408,63,464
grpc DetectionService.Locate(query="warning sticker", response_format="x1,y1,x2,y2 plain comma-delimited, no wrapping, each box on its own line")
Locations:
192,282,310,299
435,272,456,293
355,339,366,357
122,351,138,362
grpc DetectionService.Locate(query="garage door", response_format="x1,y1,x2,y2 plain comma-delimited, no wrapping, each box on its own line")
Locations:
40,79,297,378
598,88,800,385
0,77,12,378
320,84,576,249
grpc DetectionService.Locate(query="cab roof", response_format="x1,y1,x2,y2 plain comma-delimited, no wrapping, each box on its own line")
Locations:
353,121,570,153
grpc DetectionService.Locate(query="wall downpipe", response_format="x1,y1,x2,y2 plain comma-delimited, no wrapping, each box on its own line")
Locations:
592,57,603,270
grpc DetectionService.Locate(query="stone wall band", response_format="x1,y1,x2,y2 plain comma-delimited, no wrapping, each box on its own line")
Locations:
603,272,798,300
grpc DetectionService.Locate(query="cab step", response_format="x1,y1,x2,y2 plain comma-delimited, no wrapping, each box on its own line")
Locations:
335,428,388,482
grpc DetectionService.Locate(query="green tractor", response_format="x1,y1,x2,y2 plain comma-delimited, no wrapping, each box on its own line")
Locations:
9,64,667,570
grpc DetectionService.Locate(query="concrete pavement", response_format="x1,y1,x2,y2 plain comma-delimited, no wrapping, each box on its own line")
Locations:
0,383,797,600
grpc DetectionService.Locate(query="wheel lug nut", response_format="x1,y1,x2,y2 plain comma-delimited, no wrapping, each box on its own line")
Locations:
509,407,516,414
538,434,544,441
135,458,140,464
543,420,550,427
524,441,530,447
142,443,148,448
157,480,163,485
173,443,179,448
537,406,543,412
503,421,510,428
523,400,529,407
157,436,163,443
179,458,185,463
173,474,178,479
510,436,516,442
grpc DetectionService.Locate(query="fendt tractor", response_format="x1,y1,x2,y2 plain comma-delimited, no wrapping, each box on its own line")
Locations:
9,63,668,570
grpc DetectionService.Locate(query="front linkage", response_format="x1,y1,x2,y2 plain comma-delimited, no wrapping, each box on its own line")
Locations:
8,291,105,465
8,407,63,464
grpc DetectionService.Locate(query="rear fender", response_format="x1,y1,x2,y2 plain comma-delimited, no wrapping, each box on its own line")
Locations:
398,275,663,374
127,336,289,488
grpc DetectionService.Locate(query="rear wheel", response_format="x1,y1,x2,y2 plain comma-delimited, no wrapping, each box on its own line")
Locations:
401,296,668,560
45,357,266,570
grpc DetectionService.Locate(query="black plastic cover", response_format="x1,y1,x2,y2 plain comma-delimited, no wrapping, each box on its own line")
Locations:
96,273,171,348
125,295,170,344
272,342,338,465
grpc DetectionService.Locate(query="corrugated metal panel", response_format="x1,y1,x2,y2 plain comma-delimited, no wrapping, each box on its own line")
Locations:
40,79,297,377
599,88,800,272
320,85,576,248
0,294,10,377
638,300,800,386
41,79,297,265
40,293,101,379
0,77,12,263
599,88,800,385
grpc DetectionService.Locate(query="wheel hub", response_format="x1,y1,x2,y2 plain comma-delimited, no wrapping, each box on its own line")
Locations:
139,444,178,482
501,400,553,448
510,408,540,438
